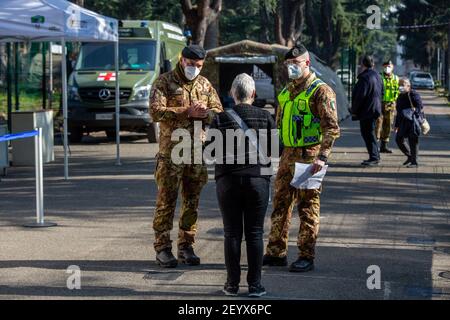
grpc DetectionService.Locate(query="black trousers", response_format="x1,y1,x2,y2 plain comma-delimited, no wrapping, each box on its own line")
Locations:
360,118,380,161
396,134,419,164
216,175,270,287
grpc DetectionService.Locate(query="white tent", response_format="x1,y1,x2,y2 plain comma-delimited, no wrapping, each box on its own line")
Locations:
0,0,121,180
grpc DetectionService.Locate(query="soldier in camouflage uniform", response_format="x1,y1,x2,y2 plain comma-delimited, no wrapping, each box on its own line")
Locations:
150,45,223,268
263,44,340,272
376,60,399,153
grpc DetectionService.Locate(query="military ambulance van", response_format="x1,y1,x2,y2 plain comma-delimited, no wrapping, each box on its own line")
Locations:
68,20,186,142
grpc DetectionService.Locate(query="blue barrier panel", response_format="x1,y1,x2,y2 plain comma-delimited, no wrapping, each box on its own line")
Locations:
0,130,38,142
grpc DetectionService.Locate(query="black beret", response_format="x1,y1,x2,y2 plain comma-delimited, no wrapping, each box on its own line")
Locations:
383,60,393,66
182,45,206,60
284,43,308,60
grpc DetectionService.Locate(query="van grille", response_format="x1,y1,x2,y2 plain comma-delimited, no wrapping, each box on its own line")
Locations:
79,87,132,104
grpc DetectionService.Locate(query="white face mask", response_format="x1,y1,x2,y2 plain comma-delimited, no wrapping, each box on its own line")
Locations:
399,86,406,93
287,64,303,79
184,65,201,80
384,66,392,74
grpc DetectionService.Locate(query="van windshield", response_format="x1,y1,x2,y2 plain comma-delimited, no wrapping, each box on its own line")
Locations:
76,40,157,71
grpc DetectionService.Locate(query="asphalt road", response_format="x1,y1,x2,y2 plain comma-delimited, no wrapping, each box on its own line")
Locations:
0,90,449,300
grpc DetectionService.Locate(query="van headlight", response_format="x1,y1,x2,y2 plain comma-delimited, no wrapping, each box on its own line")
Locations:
133,85,151,100
68,85,80,101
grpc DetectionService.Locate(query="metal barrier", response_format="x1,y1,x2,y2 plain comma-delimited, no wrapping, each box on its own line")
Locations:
0,128,57,228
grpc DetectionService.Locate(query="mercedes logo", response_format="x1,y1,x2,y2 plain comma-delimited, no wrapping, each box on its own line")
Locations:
99,88,111,101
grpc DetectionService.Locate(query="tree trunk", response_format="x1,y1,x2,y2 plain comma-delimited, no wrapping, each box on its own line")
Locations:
274,1,285,45
259,0,272,43
305,0,318,53
274,0,306,47
320,0,333,64
204,19,219,49
181,0,222,48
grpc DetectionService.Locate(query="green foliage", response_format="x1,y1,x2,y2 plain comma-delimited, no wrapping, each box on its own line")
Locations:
71,0,447,69
220,0,262,45
397,0,450,68
83,0,153,21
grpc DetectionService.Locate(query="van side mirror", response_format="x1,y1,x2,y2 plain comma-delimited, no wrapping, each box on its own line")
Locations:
160,59,171,74
163,59,172,73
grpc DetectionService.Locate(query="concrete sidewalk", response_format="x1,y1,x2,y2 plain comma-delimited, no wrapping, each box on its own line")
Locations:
0,90,449,300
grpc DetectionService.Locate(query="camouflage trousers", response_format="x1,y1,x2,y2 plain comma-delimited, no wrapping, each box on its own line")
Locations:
266,147,321,260
153,155,208,253
375,102,396,142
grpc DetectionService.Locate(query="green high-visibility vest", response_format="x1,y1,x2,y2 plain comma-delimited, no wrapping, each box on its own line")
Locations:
382,73,399,103
278,78,325,147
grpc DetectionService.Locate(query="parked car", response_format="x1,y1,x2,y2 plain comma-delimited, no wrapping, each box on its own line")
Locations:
409,72,435,90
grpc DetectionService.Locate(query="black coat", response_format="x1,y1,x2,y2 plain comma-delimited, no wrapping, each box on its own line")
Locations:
351,68,383,121
208,104,276,180
395,90,424,138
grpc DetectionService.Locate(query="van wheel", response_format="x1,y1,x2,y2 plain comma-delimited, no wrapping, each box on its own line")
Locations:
68,126,83,143
147,123,160,143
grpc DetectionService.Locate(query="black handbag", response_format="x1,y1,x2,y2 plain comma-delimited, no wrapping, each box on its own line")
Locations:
407,92,430,135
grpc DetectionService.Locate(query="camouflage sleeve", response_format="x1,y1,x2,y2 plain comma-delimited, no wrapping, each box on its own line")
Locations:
313,85,341,158
149,77,188,122
275,104,282,128
204,82,224,124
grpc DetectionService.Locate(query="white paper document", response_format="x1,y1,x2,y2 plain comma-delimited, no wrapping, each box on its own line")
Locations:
290,162,328,190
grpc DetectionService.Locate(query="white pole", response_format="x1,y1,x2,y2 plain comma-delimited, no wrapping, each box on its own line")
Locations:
114,40,121,166
49,42,53,108
61,38,69,179
24,128,56,227
37,127,44,224
34,128,42,223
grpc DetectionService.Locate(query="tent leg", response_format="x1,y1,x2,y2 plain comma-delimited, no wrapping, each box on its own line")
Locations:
61,38,69,180
114,40,121,166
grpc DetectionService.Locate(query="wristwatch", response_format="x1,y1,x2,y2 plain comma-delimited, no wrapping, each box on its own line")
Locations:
318,154,328,164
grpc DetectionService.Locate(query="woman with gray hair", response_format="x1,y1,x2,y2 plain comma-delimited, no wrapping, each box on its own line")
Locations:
394,78,424,168
209,73,276,297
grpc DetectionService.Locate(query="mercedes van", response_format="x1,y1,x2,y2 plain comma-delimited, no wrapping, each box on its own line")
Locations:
68,20,186,142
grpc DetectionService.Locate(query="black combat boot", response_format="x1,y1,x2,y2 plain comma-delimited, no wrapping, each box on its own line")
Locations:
178,246,201,266
156,248,178,268
361,159,379,166
262,254,288,266
403,157,412,166
289,258,314,272
380,141,393,153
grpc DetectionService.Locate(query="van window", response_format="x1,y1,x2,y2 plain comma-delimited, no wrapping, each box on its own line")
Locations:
76,39,157,71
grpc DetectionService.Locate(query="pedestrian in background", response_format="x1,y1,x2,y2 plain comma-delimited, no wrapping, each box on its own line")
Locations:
351,55,383,166
210,73,276,297
394,78,424,168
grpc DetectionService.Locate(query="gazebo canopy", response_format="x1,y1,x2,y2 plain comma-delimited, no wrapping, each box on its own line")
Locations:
0,0,118,42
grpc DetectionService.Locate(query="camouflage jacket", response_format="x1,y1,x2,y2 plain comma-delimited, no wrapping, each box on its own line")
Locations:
150,63,223,158
276,72,340,159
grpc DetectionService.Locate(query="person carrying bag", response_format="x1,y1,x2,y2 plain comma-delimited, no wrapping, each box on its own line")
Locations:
394,78,426,168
